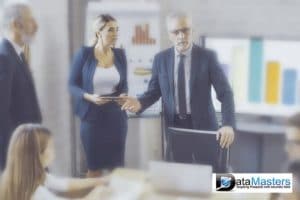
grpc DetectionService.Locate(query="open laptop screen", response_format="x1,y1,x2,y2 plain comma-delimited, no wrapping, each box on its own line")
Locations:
149,161,212,196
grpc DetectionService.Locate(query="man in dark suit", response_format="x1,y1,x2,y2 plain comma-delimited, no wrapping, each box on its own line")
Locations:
0,3,41,170
122,12,235,169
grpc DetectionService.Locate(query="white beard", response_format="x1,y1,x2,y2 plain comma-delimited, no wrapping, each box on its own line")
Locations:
21,33,34,45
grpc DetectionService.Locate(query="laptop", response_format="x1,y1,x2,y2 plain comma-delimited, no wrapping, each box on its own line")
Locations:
149,160,212,197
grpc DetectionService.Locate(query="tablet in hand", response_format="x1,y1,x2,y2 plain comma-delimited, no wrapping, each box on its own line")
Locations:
100,96,124,100
100,96,126,105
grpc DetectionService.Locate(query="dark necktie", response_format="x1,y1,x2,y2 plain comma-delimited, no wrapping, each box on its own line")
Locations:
177,54,187,118
20,52,32,76
20,52,27,65
20,52,34,82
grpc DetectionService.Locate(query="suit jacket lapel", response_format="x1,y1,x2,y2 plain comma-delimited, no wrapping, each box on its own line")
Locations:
166,48,175,98
3,38,23,65
88,48,122,93
112,48,122,78
3,39,34,84
190,45,198,97
87,51,97,92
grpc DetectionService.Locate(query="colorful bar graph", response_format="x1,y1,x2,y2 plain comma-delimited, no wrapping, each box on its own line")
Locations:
282,69,297,105
265,61,280,104
249,39,263,103
132,24,156,45
232,46,248,103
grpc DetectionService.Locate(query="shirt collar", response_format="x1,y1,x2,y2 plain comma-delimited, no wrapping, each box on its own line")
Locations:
175,43,193,58
6,37,23,56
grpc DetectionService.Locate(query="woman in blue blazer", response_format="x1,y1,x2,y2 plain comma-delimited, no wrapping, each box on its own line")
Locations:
69,14,128,177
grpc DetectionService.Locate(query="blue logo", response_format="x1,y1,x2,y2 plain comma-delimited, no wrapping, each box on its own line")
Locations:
216,174,235,191
220,176,232,188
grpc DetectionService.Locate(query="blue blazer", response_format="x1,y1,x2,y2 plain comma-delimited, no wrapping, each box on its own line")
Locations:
138,44,235,130
0,39,42,136
69,46,128,120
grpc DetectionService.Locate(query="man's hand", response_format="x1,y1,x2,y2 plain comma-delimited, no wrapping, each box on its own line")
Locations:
216,126,235,148
115,93,127,106
121,96,142,113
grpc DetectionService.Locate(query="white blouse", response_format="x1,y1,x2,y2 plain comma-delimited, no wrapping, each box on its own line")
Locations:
93,65,120,96
31,173,69,200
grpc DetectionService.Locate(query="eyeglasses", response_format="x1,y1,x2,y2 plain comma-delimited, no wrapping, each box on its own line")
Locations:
170,27,191,35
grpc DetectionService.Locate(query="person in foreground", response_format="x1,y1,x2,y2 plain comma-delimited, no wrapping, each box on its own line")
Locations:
270,113,300,200
0,2,42,171
278,113,300,199
0,124,107,200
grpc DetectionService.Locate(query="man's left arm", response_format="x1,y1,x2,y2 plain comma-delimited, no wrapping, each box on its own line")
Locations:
208,50,236,148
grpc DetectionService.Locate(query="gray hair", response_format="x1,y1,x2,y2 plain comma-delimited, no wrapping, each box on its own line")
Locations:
1,3,30,31
166,11,192,31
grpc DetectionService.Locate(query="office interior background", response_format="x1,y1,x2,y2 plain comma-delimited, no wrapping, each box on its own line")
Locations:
0,0,300,177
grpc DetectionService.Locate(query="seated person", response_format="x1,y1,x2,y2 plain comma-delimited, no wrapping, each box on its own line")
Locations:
0,124,108,200
269,113,300,200
287,160,300,199
285,112,300,162
270,160,300,200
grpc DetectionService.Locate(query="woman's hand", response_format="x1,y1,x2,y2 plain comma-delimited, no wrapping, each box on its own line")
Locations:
84,93,110,105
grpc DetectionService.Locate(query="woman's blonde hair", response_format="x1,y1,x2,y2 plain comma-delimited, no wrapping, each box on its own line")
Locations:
91,14,116,46
0,124,52,200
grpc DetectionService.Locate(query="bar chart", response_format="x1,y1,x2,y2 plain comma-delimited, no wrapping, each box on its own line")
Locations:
282,69,297,105
205,37,300,116
132,24,156,45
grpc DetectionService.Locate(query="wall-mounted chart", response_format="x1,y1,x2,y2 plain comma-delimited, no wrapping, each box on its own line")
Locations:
132,24,156,45
205,37,300,117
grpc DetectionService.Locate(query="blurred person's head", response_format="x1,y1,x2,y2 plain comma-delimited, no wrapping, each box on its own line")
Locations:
0,124,54,200
166,12,193,53
285,113,300,161
1,3,38,46
272,161,300,200
92,14,118,48
288,160,300,193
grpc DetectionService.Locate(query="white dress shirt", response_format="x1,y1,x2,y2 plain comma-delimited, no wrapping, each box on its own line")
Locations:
6,37,23,59
93,64,120,96
174,44,193,114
